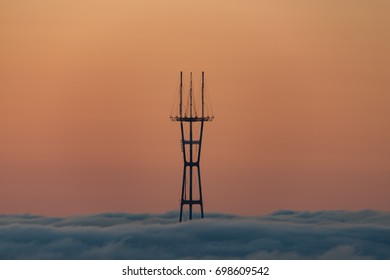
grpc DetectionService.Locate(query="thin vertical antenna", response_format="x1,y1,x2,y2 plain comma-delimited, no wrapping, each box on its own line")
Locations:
180,71,183,118
202,71,204,118
190,72,192,118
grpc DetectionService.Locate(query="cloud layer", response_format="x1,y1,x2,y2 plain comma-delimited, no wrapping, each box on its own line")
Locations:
0,210,389,259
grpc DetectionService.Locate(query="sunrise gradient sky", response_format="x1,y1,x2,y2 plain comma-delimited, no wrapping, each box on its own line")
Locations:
1,0,389,216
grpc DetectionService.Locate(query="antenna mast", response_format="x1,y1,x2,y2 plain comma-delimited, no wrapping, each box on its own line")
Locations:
170,71,214,222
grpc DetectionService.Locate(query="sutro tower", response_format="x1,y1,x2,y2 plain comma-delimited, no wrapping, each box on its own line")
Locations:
170,71,214,222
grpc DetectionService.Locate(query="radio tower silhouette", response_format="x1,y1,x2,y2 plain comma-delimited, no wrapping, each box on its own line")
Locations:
170,71,214,222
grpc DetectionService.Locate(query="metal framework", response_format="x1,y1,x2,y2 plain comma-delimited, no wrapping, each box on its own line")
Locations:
171,71,213,222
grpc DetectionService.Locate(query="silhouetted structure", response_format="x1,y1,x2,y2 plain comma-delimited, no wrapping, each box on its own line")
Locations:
170,71,214,222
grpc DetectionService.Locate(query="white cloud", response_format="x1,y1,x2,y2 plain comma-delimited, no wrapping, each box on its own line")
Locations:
0,210,389,259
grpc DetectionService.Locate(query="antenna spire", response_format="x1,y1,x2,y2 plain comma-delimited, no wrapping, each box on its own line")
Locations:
180,71,183,118
190,72,193,119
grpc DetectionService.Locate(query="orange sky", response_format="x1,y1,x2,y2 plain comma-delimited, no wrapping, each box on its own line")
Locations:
1,0,389,215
